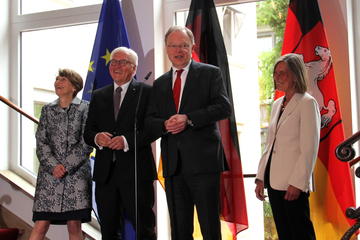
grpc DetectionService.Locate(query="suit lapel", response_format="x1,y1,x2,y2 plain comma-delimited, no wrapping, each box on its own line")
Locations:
102,85,116,122
163,70,177,115
179,61,199,113
269,97,283,137
277,93,300,129
115,79,138,125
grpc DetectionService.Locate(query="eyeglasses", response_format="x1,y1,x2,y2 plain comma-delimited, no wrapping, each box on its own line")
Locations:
166,44,190,50
109,59,134,67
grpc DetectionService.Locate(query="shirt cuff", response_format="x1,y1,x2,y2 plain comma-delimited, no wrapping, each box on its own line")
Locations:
122,135,129,152
94,133,103,150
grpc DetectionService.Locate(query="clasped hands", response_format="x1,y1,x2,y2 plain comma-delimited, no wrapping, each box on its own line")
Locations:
255,179,301,201
52,164,67,179
164,114,188,134
96,132,125,150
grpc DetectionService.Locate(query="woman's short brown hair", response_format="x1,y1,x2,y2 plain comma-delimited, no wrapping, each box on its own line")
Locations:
58,68,83,98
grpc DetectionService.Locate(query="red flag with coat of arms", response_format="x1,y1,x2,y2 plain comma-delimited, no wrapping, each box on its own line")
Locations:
277,0,357,238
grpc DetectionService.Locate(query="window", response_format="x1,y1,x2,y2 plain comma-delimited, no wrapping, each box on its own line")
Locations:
20,24,97,175
10,1,101,185
21,0,103,15
223,6,246,56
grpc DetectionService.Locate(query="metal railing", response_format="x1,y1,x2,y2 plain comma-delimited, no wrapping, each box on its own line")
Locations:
335,132,360,239
0,95,38,124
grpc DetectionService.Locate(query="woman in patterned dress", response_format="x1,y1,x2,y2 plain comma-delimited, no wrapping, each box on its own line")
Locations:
30,69,93,240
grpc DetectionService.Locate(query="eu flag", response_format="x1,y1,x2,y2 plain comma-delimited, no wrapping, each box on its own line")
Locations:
82,0,135,239
82,0,131,101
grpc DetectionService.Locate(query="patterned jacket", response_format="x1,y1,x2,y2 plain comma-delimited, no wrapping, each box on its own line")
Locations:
33,97,93,213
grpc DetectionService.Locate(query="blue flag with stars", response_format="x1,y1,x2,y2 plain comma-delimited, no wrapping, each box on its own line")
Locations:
83,0,135,239
82,0,130,101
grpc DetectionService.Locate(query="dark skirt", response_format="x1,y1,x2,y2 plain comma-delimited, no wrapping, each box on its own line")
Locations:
32,208,91,225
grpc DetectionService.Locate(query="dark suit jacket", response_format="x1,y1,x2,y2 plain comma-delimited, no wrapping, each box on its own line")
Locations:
145,60,232,177
84,79,157,184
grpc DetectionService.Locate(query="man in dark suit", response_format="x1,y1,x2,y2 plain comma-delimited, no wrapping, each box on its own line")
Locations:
84,47,157,240
145,26,232,240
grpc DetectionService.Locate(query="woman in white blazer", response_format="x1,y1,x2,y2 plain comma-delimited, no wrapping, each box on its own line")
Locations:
255,54,320,240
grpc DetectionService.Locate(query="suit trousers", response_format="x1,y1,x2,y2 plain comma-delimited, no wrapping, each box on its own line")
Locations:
268,184,316,240
95,161,156,240
165,171,222,240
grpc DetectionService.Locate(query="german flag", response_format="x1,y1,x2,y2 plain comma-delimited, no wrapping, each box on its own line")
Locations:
186,0,249,238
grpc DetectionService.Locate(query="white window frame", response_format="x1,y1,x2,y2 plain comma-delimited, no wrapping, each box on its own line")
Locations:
9,1,102,185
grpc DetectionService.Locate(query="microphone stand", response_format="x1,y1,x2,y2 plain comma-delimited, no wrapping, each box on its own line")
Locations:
134,71,152,240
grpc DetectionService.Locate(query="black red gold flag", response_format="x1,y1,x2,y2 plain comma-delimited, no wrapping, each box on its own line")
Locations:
186,0,249,238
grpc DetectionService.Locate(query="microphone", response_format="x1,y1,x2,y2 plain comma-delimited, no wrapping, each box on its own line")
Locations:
133,71,152,240
144,71,152,82
135,71,152,117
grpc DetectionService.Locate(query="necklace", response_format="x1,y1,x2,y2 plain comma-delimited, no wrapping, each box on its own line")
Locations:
281,98,287,112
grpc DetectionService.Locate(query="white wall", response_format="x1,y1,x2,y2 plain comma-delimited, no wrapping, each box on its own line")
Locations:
122,0,156,84
0,177,71,239
319,0,352,137
121,1,171,239
0,0,10,170
346,0,360,212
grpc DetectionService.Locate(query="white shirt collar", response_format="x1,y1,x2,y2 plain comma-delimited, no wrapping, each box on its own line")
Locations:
114,79,131,93
172,59,192,76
